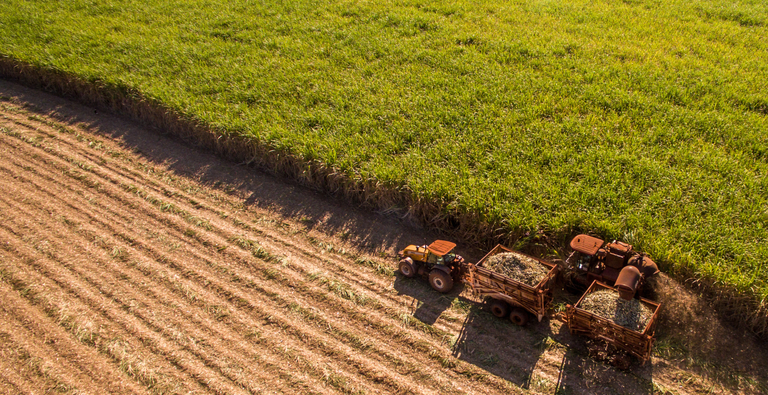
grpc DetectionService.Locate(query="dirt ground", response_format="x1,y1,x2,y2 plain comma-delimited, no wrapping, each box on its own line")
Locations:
0,79,766,394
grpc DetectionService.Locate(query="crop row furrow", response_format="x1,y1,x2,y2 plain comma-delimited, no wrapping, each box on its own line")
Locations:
0,256,158,395
0,192,356,395
0,117,416,338
3,114,410,309
0,222,236,394
0,366,34,395
0,285,143,393
0,283,120,394
0,144,456,394
0,118,504,393
0,171,392,394
0,311,83,395
0,156,396,394
16,159,492,394
0,127,438,390
0,179,324,392
5,116,390,288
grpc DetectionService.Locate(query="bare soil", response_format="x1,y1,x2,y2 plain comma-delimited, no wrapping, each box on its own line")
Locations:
0,79,766,394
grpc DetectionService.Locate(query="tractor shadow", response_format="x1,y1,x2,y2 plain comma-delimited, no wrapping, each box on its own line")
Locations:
393,274,457,326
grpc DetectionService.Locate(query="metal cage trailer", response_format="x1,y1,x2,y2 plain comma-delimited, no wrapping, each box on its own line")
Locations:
464,244,560,326
565,281,661,364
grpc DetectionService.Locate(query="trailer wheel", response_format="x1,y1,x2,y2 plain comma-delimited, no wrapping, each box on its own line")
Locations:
428,270,453,293
488,299,510,318
399,259,416,278
509,307,529,326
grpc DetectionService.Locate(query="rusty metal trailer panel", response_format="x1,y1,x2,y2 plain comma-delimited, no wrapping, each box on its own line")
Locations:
464,244,560,322
565,281,661,364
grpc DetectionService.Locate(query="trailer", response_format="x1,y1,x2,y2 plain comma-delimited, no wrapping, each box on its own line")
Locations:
463,244,560,326
565,281,661,364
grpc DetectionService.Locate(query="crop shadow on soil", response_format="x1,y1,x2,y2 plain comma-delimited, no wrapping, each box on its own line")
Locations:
0,79,451,261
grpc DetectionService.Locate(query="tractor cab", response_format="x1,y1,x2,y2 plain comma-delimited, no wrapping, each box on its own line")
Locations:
568,234,604,273
425,240,460,265
400,240,462,266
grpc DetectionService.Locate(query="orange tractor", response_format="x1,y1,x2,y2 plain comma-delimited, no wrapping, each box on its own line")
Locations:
566,234,659,299
397,240,464,293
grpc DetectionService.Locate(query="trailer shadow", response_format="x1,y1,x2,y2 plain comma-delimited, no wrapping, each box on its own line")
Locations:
393,274,548,388
551,324,655,395
553,351,655,394
451,303,551,389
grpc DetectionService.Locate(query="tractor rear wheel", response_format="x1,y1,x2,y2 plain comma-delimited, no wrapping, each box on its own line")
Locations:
509,307,529,326
489,299,510,318
429,270,454,293
399,260,416,278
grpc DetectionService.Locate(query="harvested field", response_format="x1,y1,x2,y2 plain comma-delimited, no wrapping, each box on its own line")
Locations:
0,80,767,394
483,252,549,287
578,290,654,333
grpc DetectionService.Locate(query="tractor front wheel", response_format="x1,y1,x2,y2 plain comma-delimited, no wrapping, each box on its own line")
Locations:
429,270,454,293
399,259,416,278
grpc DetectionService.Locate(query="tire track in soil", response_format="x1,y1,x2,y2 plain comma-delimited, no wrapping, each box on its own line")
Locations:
1,89,759,394
0,110,510,394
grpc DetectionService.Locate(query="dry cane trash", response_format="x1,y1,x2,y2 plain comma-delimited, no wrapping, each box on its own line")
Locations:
579,289,654,332
484,252,549,287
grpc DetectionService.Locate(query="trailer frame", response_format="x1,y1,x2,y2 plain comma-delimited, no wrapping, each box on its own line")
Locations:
565,280,661,364
464,244,560,322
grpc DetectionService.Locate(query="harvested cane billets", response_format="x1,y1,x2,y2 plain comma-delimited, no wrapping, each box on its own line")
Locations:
484,252,549,287
579,290,654,332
